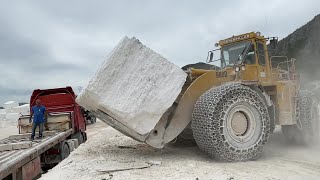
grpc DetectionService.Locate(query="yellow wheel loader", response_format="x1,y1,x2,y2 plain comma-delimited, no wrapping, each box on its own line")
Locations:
81,32,320,162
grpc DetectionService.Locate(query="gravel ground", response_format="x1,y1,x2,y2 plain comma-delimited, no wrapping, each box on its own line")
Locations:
40,121,320,180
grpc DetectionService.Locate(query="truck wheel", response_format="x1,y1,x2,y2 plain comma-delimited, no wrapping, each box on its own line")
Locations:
282,91,320,144
60,141,70,160
192,83,270,161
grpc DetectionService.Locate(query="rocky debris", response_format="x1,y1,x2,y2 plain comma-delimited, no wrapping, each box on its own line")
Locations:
181,62,218,71
272,14,320,82
146,160,162,166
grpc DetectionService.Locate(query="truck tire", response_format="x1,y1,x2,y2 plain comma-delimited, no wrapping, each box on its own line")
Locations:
282,91,320,144
60,141,70,160
192,83,270,161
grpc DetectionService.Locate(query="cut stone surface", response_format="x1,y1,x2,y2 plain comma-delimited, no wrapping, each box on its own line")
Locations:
12,142,32,150
3,101,19,113
0,144,13,152
11,104,30,115
76,37,187,135
70,139,79,149
66,140,75,152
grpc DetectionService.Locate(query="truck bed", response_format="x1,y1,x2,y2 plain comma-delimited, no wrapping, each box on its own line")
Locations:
0,129,73,179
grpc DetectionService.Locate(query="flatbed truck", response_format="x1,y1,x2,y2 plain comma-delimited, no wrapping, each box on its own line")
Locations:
0,87,87,180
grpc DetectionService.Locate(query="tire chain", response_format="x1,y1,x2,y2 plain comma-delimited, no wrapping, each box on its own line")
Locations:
191,83,270,161
298,91,319,142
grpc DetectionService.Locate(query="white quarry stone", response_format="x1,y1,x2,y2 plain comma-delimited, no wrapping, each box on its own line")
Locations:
12,142,32,150
3,101,19,113
5,113,20,126
76,37,187,135
0,144,13,152
70,139,79,149
0,111,5,120
6,113,20,120
11,104,30,115
66,140,75,152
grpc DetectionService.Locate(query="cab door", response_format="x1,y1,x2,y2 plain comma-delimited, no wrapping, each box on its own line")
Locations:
242,43,258,81
256,41,269,82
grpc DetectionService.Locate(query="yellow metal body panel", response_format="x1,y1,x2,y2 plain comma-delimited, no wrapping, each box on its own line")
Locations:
222,33,297,126
274,81,297,125
241,65,258,81
162,69,234,143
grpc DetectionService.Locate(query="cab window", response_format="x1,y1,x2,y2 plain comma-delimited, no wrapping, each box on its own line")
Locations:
244,44,255,64
257,42,265,65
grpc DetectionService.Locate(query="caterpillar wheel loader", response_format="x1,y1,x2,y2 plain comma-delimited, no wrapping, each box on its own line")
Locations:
92,32,320,162
150,32,319,161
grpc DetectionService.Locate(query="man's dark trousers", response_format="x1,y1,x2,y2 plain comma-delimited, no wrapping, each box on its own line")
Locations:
31,122,44,139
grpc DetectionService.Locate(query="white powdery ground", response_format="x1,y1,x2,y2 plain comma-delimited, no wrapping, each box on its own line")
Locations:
41,126,320,180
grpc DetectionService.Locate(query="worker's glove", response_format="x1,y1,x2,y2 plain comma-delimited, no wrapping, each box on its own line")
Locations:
44,118,48,122
29,118,32,123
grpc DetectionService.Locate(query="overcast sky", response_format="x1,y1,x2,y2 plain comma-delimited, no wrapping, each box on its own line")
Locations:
0,1,319,105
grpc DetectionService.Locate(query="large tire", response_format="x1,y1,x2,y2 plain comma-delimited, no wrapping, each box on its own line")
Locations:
192,83,270,161
282,91,320,144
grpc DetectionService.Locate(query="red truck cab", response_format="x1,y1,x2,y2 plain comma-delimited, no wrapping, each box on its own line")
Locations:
29,86,87,142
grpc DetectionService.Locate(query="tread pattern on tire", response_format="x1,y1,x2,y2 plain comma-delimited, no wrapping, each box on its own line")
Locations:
282,90,320,144
297,91,319,143
191,83,270,161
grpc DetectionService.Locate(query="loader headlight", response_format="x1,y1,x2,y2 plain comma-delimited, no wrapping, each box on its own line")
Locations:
241,65,246,71
235,66,240,72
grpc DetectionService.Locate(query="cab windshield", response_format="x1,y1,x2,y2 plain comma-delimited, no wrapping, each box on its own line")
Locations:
221,41,251,68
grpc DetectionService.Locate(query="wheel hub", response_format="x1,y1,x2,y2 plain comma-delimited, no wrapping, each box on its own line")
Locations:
231,112,248,135
226,104,257,143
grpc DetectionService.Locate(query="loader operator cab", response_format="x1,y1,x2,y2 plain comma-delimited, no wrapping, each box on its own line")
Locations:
207,32,273,82
220,40,256,68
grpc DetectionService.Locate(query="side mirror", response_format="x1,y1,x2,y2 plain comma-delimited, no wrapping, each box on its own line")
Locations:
270,37,278,49
207,51,214,62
